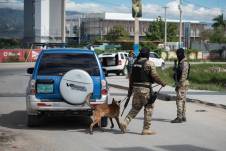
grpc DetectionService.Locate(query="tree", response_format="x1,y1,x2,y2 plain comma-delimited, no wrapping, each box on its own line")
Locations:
145,16,177,42
167,23,178,42
210,26,226,43
146,16,164,41
212,14,226,30
106,25,129,41
200,29,213,41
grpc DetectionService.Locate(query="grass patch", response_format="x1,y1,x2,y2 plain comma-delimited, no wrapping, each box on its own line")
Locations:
157,64,226,92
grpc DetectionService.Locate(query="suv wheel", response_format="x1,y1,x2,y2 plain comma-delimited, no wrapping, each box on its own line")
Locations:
101,117,108,127
27,114,43,127
122,68,127,76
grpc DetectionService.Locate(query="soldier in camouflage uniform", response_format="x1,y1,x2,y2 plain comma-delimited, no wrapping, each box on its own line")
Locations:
171,48,190,123
120,48,166,135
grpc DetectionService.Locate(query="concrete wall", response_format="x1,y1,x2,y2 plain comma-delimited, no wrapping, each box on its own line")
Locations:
24,0,35,42
49,0,63,42
24,0,65,43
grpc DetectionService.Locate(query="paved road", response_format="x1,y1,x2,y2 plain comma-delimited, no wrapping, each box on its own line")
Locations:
0,63,226,151
107,75,226,107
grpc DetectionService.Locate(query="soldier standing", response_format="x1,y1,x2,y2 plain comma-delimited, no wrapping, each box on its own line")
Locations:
120,48,166,135
171,48,190,123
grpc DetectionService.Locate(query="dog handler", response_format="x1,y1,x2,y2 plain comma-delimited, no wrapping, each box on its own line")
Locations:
120,48,166,135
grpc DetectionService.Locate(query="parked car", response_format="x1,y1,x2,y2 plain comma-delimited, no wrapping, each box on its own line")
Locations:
149,52,165,68
98,52,127,76
26,48,108,127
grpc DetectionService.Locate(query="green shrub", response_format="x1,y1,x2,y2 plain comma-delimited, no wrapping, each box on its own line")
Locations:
157,64,226,91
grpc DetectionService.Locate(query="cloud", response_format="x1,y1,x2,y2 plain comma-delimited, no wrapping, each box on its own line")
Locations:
0,0,23,10
66,0,130,13
65,0,222,21
0,0,222,21
164,0,222,21
66,0,105,12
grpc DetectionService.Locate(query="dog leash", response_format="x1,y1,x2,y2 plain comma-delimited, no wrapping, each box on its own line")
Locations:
157,86,163,94
120,96,128,104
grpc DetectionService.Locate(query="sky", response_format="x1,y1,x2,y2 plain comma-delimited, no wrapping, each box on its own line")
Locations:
0,0,225,22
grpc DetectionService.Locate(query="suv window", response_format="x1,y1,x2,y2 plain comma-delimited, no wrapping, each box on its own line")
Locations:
100,55,118,66
120,54,125,59
154,53,160,58
149,53,155,58
38,53,100,76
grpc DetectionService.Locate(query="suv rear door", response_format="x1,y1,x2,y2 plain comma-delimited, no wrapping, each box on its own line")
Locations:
34,52,101,101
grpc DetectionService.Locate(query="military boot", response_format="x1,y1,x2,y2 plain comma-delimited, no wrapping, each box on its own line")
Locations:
120,122,128,133
120,116,132,133
182,117,187,122
141,129,156,135
171,117,183,123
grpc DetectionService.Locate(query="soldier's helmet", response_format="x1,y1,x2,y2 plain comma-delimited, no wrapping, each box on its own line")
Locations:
176,48,185,60
139,47,150,59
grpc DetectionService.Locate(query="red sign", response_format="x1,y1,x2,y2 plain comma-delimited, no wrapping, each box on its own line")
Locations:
0,49,42,63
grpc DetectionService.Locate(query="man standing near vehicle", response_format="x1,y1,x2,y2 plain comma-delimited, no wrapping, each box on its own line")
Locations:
126,50,135,79
120,47,166,135
171,48,190,123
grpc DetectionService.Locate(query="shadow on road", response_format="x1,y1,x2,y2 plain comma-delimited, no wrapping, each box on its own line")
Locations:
157,144,216,151
0,110,92,131
106,147,155,151
106,145,216,151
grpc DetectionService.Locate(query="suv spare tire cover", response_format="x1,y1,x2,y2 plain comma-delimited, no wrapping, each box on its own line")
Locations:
60,69,93,105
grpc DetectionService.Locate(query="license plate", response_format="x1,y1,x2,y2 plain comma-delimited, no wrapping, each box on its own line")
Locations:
37,84,53,93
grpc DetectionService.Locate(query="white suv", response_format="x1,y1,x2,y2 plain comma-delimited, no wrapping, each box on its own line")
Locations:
149,52,165,68
98,52,127,76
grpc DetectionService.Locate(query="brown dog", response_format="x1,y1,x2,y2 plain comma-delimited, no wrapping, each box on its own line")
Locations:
89,98,122,134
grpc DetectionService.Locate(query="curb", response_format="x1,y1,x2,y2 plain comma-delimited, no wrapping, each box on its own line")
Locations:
109,83,226,110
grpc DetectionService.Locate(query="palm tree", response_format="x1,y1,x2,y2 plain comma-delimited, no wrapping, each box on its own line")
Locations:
212,14,226,29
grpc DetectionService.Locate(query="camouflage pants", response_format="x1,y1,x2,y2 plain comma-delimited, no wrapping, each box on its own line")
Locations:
124,87,154,130
176,85,188,119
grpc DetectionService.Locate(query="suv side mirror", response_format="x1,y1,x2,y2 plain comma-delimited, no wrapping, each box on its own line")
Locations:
27,68,34,74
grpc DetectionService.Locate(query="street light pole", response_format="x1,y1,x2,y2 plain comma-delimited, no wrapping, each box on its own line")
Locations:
163,6,168,50
134,17,139,56
178,0,183,48
61,0,65,43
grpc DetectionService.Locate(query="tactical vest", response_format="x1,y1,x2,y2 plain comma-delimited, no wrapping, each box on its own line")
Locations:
176,61,190,81
131,59,152,83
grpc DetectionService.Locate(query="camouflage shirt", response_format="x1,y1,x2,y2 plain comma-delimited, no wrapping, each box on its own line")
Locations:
176,58,189,87
129,58,166,90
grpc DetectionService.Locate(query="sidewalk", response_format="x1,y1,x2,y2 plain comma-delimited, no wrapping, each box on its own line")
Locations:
107,76,226,109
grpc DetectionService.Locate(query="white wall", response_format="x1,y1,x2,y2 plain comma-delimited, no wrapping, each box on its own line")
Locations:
34,0,65,43
41,0,50,41
49,0,62,38
34,0,41,39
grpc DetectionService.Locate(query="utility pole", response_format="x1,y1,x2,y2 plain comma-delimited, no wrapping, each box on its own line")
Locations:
132,0,142,56
61,0,65,44
178,0,182,48
134,17,139,56
78,17,81,45
163,6,168,50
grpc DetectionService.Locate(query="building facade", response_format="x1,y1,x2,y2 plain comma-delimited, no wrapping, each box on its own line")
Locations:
77,12,208,45
24,0,65,44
